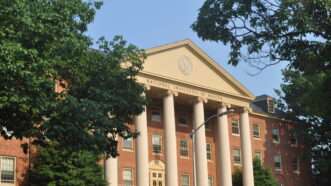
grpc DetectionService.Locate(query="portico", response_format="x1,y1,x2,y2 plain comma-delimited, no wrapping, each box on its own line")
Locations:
105,39,255,186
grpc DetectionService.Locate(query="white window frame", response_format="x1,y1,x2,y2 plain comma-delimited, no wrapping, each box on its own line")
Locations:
292,158,300,174
290,132,298,147
0,156,16,185
206,143,212,161
122,168,133,186
232,120,240,136
272,128,280,144
179,140,189,158
151,110,161,123
253,124,261,139
122,137,133,151
181,174,190,186
208,176,214,186
232,149,241,165
254,151,263,162
152,134,162,154
274,155,282,171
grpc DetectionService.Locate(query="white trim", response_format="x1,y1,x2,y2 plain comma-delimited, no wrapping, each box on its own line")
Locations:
0,156,16,186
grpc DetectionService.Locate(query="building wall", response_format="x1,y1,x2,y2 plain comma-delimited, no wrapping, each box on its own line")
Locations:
115,102,312,186
0,104,311,186
0,138,30,186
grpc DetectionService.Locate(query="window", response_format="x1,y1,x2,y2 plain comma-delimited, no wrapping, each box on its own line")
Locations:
233,149,241,165
253,124,260,138
290,132,298,146
178,115,188,127
267,98,275,113
274,155,282,171
208,176,213,186
206,144,212,160
0,156,15,184
123,137,133,150
151,110,161,122
152,134,162,153
255,151,262,162
181,175,190,186
123,168,133,186
232,120,240,135
292,158,300,173
272,128,280,143
151,171,164,186
180,140,189,157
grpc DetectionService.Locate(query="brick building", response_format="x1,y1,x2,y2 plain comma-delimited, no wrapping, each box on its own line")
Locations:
0,40,311,186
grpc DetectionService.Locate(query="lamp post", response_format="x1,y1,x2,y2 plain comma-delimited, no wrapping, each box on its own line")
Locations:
189,108,236,186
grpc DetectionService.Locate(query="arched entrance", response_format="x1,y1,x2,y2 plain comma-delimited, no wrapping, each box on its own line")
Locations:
149,160,165,186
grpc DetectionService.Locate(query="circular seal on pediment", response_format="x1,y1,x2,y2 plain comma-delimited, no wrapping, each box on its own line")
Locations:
177,56,193,76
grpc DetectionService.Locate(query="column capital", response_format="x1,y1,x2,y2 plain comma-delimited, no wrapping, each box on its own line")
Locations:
240,106,252,113
217,102,231,109
195,96,208,103
144,84,151,90
166,89,178,97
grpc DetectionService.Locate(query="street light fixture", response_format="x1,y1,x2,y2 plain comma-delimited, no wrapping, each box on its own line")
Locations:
189,108,236,186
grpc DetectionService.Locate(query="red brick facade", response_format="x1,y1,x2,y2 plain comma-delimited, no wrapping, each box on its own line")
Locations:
0,103,312,186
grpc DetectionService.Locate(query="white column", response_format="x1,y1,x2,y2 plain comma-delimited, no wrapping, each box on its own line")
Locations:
193,98,208,186
216,104,232,186
240,108,255,186
163,91,178,186
135,104,149,186
105,156,118,186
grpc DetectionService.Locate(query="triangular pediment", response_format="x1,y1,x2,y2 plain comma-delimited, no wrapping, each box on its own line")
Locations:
142,39,254,100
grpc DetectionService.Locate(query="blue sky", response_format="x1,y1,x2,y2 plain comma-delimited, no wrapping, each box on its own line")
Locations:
87,0,287,97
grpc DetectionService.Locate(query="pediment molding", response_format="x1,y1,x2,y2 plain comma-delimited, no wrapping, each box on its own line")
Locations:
144,39,255,100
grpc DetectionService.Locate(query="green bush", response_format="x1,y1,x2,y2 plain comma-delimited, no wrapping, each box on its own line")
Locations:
233,158,278,186
29,144,106,186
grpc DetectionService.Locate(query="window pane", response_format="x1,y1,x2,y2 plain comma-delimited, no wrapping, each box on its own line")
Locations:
123,169,132,186
152,135,162,153
233,149,241,164
208,176,213,186
253,124,260,138
206,144,212,160
255,152,262,162
232,120,240,135
178,116,188,126
180,140,188,157
151,111,161,122
181,175,189,186
123,137,133,150
292,158,300,172
274,155,282,170
1,157,15,183
290,132,298,145
272,128,280,143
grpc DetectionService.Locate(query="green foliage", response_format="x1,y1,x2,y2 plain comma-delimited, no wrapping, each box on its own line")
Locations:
0,0,146,157
233,159,278,186
192,0,331,70
30,144,106,186
193,1,331,184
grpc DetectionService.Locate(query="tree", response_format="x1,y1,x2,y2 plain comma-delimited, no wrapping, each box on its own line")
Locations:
232,158,278,186
29,144,106,186
192,1,331,184
0,0,146,157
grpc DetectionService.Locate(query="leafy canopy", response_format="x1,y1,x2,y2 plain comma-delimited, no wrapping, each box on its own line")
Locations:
0,0,146,157
193,1,331,184
192,0,331,71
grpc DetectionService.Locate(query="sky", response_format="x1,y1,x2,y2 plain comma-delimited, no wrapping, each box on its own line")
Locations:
87,0,287,97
